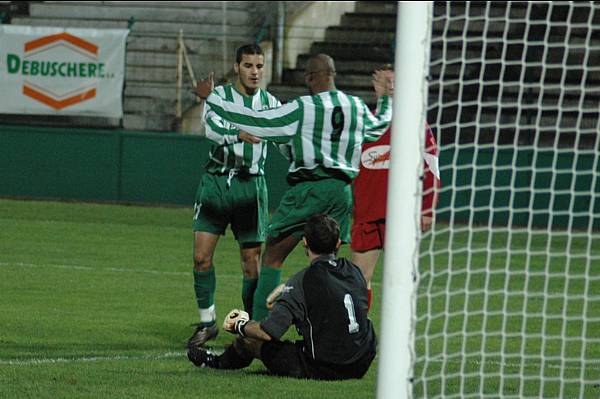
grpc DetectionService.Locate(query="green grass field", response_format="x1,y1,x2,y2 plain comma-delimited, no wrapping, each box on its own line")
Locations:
1,199,598,398
0,199,383,399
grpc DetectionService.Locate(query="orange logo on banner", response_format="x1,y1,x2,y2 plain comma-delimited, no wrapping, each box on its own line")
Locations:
22,32,98,110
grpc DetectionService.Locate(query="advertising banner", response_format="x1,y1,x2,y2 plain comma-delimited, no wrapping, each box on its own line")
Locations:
0,26,129,118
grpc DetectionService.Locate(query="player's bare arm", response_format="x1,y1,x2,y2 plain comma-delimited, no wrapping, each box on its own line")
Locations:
372,69,394,97
194,72,214,99
222,309,272,341
239,130,261,144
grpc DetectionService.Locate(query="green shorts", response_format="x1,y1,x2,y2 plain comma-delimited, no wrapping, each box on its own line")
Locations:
267,178,352,243
193,172,268,244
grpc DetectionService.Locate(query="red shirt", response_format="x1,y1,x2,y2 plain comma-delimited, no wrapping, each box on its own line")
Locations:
352,124,440,224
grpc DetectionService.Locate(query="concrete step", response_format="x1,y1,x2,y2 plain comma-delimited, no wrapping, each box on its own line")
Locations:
429,54,600,85
431,19,514,36
125,50,237,76
296,54,385,74
126,65,176,83
43,1,252,10
126,35,247,54
324,27,395,45
30,2,252,24
339,13,396,30
309,42,393,62
124,82,176,98
10,17,255,38
282,69,374,88
429,39,600,66
124,96,177,115
433,1,529,19
124,84,198,106
267,84,378,107
354,1,397,15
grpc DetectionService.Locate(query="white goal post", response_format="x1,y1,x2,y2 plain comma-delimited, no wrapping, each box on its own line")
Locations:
377,2,432,399
379,1,599,398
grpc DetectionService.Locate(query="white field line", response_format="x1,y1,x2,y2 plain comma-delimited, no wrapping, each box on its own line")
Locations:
3,352,596,374
0,260,383,286
1,263,595,373
0,351,186,366
0,261,235,280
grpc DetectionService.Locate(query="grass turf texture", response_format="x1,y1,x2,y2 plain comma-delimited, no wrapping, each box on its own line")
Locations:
1,199,598,398
0,199,379,399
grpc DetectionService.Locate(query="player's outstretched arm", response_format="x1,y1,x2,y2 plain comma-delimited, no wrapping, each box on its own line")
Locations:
238,130,261,144
223,309,272,341
191,73,243,145
362,68,394,142
205,94,301,142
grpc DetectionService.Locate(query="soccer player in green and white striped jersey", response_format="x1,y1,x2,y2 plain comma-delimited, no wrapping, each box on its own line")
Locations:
188,44,281,348
199,54,394,320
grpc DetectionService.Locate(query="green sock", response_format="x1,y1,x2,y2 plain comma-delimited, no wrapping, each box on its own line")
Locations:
193,267,216,326
252,265,282,321
242,276,258,319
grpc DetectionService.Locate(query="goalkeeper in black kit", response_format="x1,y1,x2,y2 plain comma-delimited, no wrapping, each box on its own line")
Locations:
187,214,376,380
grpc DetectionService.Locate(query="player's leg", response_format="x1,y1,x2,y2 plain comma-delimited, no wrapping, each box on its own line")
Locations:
252,234,300,321
352,249,380,312
252,184,307,321
239,244,260,318
350,220,386,311
189,174,228,347
230,175,268,319
189,231,220,346
253,179,352,320
259,340,312,379
187,336,258,370
250,183,301,321
352,249,381,289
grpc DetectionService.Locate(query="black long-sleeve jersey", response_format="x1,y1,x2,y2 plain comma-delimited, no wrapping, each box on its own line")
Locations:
261,254,376,365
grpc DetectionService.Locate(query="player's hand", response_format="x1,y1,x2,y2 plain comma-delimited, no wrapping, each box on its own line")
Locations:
421,215,433,232
266,283,285,310
193,72,214,99
223,309,250,334
372,69,394,97
239,131,261,144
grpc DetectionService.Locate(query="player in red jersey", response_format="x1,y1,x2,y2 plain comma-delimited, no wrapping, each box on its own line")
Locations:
351,123,440,310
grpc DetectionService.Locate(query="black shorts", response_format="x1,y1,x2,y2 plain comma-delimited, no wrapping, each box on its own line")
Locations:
260,340,375,381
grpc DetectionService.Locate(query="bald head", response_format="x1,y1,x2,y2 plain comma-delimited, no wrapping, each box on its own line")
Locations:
304,53,336,94
307,54,336,75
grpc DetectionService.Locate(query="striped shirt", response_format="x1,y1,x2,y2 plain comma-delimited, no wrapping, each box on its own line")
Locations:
204,84,281,175
206,90,392,184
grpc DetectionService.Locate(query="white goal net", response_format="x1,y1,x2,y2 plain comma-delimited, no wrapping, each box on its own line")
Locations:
416,2,600,398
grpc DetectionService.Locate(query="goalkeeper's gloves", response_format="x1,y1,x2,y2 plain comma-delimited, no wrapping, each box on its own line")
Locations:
223,309,250,337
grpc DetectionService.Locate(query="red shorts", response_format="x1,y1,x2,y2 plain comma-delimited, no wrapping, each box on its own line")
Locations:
350,220,386,252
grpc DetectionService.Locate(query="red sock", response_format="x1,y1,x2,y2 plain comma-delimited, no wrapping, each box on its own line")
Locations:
367,288,372,312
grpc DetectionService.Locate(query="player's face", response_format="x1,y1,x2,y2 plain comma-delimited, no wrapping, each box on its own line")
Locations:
235,54,264,95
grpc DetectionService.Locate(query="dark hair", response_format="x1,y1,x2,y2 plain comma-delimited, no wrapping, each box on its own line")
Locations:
303,214,340,255
236,44,264,64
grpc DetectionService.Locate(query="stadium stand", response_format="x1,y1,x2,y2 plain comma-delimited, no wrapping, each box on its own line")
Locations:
3,0,598,146
8,1,261,131
268,1,397,106
269,2,600,148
